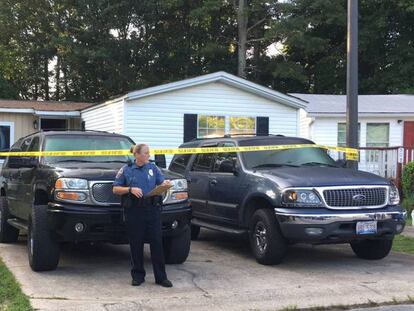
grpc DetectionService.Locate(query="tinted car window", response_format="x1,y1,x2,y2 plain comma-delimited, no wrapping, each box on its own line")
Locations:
43,135,134,163
28,136,40,151
191,153,214,172
21,137,32,151
213,143,237,173
242,147,337,169
169,154,191,174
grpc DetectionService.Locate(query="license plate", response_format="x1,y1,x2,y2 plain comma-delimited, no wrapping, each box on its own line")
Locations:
356,221,377,235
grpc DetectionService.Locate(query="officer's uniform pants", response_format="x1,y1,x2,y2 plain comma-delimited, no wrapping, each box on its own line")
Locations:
124,204,167,283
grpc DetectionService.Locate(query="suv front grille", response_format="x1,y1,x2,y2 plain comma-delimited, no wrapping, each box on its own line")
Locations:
91,182,121,204
323,187,387,209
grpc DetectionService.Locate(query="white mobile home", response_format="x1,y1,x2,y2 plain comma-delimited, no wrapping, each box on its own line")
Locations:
293,94,414,177
82,72,306,165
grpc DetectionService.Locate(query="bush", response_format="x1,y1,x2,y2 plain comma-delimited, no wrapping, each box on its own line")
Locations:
402,162,414,219
402,197,414,219
402,162,414,198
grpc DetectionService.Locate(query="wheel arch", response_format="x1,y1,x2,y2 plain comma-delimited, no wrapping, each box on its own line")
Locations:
33,183,50,205
240,194,275,228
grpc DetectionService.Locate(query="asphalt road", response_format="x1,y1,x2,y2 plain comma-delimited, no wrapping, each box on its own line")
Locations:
1,229,414,311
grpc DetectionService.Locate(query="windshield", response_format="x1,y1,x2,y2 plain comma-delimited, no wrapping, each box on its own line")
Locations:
242,147,337,169
43,135,134,164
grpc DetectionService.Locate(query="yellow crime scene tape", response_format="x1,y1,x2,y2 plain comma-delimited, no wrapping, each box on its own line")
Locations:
0,144,359,161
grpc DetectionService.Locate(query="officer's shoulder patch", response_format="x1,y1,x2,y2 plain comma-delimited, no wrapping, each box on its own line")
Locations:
116,166,126,178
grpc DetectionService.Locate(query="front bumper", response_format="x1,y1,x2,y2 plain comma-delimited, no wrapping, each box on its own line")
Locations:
275,206,407,243
47,201,191,243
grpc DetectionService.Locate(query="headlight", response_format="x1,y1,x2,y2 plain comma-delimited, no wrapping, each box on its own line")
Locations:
388,184,400,205
171,179,188,191
163,179,188,205
282,189,322,207
55,178,88,190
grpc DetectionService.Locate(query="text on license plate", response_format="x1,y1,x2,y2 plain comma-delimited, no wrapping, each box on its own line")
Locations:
356,221,377,235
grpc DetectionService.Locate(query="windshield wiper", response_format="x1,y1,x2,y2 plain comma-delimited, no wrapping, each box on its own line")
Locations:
55,159,95,163
300,162,338,168
98,160,128,163
252,163,299,169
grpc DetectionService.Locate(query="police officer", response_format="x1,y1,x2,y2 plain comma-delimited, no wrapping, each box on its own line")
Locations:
113,144,173,287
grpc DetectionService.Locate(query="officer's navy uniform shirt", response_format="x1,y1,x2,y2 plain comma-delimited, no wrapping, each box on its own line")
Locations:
113,161,164,195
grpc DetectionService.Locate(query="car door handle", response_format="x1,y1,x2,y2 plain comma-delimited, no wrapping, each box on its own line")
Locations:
210,179,217,185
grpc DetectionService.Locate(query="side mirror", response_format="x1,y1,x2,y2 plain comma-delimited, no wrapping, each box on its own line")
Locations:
335,159,347,168
8,148,22,168
219,160,235,173
21,157,38,168
155,154,166,168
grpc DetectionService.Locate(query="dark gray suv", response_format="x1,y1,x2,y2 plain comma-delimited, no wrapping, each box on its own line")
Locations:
169,135,407,265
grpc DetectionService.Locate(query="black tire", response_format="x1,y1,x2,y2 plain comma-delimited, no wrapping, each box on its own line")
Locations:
0,197,19,243
350,238,393,260
190,224,200,240
163,225,191,264
28,204,60,271
249,209,287,265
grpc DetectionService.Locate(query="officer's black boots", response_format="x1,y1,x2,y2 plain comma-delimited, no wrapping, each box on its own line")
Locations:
131,279,144,286
156,279,173,288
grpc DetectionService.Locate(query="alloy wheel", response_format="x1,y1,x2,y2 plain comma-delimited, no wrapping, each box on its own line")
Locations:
254,221,268,254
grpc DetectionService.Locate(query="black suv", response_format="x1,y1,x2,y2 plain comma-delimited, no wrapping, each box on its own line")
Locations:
169,135,406,265
0,131,191,271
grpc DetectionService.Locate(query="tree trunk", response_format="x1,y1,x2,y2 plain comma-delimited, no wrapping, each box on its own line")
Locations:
237,0,248,78
62,62,69,100
44,56,49,100
33,54,38,100
54,56,60,100
253,41,260,81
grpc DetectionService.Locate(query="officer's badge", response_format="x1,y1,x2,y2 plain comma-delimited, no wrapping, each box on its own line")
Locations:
148,169,154,177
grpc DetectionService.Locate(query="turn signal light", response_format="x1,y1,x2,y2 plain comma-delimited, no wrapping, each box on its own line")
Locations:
172,192,188,200
56,192,87,201
55,179,63,189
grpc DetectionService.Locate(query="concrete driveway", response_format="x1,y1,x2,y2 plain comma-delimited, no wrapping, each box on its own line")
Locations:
1,229,414,311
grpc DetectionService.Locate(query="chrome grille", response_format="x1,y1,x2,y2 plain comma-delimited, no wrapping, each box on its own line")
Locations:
91,183,120,204
323,187,387,208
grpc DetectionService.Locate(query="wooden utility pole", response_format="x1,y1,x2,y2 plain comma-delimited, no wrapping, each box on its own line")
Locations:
346,0,359,169
237,0,248,78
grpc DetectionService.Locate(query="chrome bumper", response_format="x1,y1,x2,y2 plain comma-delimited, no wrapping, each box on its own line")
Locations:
275,208,407,225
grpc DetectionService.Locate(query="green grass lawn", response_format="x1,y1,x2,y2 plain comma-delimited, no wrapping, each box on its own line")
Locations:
407,217,412,226
393,235,414,255
0,257,32,311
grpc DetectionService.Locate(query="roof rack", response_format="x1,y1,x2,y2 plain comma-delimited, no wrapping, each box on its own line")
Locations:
15,129,113,142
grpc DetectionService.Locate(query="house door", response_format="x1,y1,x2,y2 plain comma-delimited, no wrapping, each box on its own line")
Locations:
403,121,414,163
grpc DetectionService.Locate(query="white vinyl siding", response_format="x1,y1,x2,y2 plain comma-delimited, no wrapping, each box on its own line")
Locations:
298,108,311,139
123,83,298,164
308,117,402,148
81,99,124,134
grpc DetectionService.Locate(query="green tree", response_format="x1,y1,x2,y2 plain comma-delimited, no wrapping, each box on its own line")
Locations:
267,0,414,94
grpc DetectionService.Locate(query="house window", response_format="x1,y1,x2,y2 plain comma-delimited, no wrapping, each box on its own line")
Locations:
366,123,389,147
0,122,14,150
198,115,257,138
0,122,14,162
230,116,256,135
198,115,225,138
0,125,11,150
337,123,360,147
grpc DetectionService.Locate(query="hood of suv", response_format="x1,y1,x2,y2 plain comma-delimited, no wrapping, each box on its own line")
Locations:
49,162,184,180
257,166,390,189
